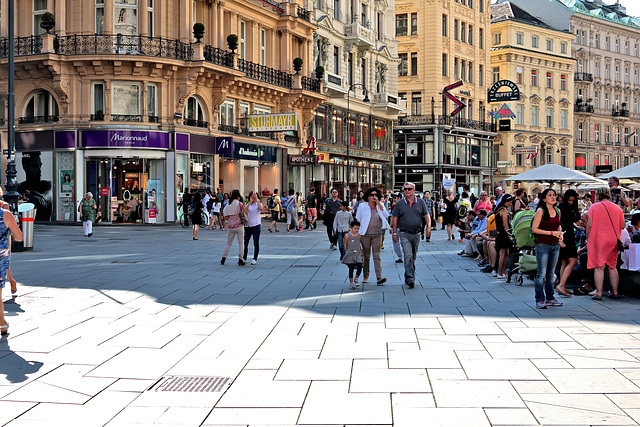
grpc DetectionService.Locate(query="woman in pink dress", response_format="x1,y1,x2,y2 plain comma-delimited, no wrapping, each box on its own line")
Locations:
586,187,625,300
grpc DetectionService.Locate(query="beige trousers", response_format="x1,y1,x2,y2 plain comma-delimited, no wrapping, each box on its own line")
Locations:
361,234,383,280
223,226,245,259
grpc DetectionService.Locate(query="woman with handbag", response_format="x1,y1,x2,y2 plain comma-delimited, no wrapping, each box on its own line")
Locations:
78,192,98,237
221,190,247,266
243,191,263,265
586,187,625,300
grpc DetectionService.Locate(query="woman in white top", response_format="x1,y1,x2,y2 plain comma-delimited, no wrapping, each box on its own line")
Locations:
209,197,222,230
355,187,391,285
243,191,264,265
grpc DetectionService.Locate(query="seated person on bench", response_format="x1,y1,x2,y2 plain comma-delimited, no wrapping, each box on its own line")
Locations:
122,197,139,222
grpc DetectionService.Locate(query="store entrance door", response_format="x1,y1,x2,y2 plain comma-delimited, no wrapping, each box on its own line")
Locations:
86,158,165,223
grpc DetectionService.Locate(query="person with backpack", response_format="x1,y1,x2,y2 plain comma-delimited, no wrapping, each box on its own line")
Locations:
456,192,471,242
285,189,300,233
531,188,565,309
267,189,282,233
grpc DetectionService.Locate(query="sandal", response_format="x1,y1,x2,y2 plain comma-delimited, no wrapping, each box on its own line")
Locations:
573,286,592,296
10,279,17,295
556,287,571,297
0,323,8,336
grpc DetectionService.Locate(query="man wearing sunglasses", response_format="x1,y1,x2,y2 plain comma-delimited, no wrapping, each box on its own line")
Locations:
391,182,431,288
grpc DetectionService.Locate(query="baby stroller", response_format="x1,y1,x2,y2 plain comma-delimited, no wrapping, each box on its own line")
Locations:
506,210,537,286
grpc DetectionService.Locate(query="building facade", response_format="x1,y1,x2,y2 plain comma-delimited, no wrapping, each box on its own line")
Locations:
394,0,497,197
0,0,324,223
306,0,402,199
509,0,640,176
491,2,575,194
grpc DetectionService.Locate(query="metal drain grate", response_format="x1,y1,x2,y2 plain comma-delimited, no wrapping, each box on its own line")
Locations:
291,265,321,268
111,260,140,264
154,376,232,392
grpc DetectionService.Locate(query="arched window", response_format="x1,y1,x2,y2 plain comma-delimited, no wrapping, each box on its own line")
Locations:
184,96,207,128
21,90,59,124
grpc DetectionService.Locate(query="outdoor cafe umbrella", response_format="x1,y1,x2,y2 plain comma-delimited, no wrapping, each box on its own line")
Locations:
600,161,640,180
504,163,604,185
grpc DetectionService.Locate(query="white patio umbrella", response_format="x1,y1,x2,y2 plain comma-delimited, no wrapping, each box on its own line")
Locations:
504,163,604,185
600,161,640,180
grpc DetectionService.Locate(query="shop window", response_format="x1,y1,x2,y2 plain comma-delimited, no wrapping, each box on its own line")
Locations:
91,82,104,120
111,82,141,121
21,90,59,124
373,119,387,151
359,116,370,149
147,83,158,122
96,0,105,35
185,96,207,128
33,0,48,36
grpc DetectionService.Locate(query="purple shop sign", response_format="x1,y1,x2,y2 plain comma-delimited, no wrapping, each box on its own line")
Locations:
82,130,170,149
215,136,234,156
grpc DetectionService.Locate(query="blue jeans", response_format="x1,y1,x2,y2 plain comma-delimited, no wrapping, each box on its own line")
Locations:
534,243,560,303
243,224,261,261
336,231,347,259
400,232,421,284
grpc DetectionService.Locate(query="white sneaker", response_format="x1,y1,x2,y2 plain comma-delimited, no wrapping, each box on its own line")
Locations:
491,270,497,277
354,277,359,287
251,259,257,265
349,283,357,289
496,275,505,279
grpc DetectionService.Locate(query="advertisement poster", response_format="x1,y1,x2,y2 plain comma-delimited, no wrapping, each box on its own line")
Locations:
60,170,74,197
16,151,54,221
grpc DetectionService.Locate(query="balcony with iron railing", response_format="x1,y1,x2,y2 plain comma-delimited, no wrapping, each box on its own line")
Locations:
111,114,142,122
397,115,496,132
184,118,208,128
612,108,630,117
296,5,312,22
574,103,594,113
1,35,322,94
574,72,593,82
18,115,59,124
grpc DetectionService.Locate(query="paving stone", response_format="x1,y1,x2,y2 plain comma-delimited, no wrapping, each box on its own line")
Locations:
459,358,545,381
216,370,310,408
431,379,526,408
541,368,640,393
274,359,352,381
522,393,636,425
392,408,490,427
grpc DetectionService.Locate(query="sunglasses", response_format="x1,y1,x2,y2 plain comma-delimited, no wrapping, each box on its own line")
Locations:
370,193,379,197
403,187,414,191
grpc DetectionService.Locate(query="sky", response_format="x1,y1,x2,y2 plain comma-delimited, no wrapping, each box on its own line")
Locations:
623,1,640,18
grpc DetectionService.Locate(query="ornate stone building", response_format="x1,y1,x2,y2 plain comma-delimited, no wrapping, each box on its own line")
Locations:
0,0,325,223
509,0,640,176
306,0,402,197
491,2,575,194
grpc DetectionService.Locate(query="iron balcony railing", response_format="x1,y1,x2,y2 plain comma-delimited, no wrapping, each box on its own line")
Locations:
90,113,105,121
54,34,193,60
612,108,630,117
111,114,142,122
148,115,160,123
184,118,208,128
398,115,497,132
574,104,594,113
18,115,59,124
574,72,593,82
301,76,321,92
0,35,42,56
284,134,300,143
238,58,293,89
297,5,312,22
203,45,234,67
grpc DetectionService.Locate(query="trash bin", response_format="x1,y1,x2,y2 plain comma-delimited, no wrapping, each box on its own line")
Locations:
17,203,35,251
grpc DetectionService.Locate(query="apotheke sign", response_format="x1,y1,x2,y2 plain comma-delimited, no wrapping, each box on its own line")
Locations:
289,155,320,164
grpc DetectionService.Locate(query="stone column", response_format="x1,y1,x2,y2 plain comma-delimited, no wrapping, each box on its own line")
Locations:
54,0,66,35
139,0,148,36
104,0,114,35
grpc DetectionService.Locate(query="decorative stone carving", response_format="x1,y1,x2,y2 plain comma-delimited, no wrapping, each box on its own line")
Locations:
514,133,527,143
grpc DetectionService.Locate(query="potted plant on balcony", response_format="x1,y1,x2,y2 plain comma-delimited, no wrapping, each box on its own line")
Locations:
315,65,324,80
40,12,55,34
227,34,238,53
293,57,303,74
95,109,104,120
193,23,205,43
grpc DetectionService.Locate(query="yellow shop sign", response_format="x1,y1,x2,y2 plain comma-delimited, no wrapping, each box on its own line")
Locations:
248,113,297,132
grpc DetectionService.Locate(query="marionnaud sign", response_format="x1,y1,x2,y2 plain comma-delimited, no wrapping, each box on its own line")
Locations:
81,130,170,149
248,113,297,132
487,79,521,103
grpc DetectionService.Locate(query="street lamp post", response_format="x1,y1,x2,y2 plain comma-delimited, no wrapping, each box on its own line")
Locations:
5,0,19,214
346,83,369,201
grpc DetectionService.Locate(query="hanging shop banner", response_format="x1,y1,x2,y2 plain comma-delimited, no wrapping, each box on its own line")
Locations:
247,113,297,132
487,80,521,103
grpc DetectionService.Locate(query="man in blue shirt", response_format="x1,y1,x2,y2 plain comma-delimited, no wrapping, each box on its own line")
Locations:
462,209,488,257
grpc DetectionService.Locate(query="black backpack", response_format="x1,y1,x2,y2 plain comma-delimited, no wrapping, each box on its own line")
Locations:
267,196,276,209
206,198,214,211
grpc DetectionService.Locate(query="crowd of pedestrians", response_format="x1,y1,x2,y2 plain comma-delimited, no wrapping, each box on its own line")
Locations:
178,177,636,306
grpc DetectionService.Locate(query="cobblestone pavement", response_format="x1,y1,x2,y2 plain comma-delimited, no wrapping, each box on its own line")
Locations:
0,223,639,426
